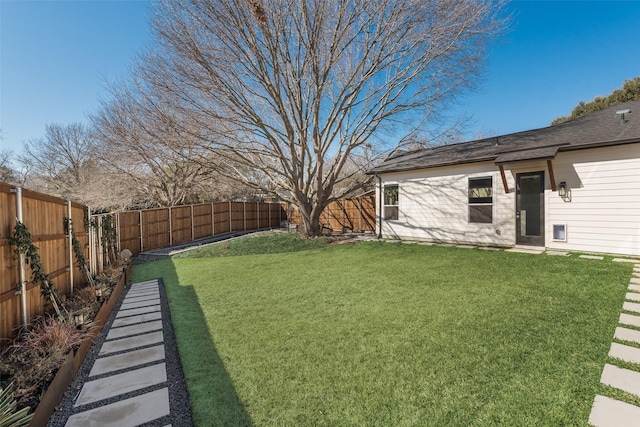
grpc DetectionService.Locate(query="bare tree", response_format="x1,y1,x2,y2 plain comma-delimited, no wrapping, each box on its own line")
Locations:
0,149,18,184
132,0,506,235
18,123,134,208
92,81,251,207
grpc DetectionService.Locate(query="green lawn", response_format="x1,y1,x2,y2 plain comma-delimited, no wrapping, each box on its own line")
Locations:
133,235,633,426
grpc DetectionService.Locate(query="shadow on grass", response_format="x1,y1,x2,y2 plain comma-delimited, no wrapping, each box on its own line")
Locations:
135,260,254,426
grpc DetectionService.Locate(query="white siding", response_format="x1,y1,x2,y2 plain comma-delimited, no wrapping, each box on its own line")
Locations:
377,162,515,246
546,144,640,256
376,142,640,256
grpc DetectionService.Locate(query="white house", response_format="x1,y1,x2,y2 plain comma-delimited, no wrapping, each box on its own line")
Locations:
367,101,640,256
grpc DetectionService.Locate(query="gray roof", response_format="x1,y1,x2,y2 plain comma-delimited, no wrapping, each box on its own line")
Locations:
368,101,640,174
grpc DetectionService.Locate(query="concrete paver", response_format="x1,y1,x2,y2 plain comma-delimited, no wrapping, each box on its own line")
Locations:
619,313,640,328
631,277,640,285
90,345,165,377
100,331,164,355
629,284,640,292
75,363,167,406
546,251,569,256
623,301,640,314
119,294,161,304
119,298,161,310
66,388,170,427
626,292,640,302
111,311,162,328
600,364,640,398
505,248,543,254
115,304,161,318
589,395,640,427
614,327,640,345
106,319,163,340
124,290,159,299
613,258,640,263
609,342,640,365
579,254,604,260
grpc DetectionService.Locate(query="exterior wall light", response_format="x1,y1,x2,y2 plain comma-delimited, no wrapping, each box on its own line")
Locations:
95,286,103,302
558,181,567,198
73,311,85,329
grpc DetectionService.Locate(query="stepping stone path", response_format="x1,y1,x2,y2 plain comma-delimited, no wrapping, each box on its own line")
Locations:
55,279,192,427
589,262,640,427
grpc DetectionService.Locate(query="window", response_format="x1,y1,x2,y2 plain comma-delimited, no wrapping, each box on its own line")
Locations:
553,224,567,241
468,177,493,224
383,184,399,220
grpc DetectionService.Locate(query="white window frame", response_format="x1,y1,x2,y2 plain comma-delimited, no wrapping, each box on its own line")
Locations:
383,184,399,221
468,176,493,224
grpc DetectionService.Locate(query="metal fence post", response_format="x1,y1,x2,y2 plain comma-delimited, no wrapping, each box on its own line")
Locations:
168,207,173,247
11,187,28,333
139,210,144,252
191,204,195,241
67,201,74,297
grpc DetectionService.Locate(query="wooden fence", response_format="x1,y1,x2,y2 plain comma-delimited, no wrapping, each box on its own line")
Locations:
1,189,374,342
114,201,285,255
0,183,90,344
286,195,376,234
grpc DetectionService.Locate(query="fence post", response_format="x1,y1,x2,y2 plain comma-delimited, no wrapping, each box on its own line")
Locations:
97,216,104,273
66,201,74,297
229,201,232,232
139,210,144,252
243,202,247,230
191,204,195,241
257,202,260,230
168,207,173,247
10,187,28,333
116,211,121,252
211,203,215,236
268,202,271,229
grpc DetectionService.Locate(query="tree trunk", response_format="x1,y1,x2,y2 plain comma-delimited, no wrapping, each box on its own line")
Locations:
296,200,324,238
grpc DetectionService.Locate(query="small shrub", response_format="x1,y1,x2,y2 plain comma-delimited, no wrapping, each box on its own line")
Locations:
0,383,33,427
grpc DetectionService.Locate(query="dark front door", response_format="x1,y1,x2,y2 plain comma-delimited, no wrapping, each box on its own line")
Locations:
516,171,545,246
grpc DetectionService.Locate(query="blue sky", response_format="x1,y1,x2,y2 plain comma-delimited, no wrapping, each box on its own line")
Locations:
1,1,639,156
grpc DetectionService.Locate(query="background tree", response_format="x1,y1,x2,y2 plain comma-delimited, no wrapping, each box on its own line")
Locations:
552,77,640,125
18,123,133,208
124,0,506,236
0,150,18,184
92,81,252,208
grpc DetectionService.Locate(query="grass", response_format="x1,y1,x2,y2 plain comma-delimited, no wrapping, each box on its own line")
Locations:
133,236,633,426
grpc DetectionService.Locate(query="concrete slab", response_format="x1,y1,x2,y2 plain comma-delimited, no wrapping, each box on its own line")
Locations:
75,363,167,406
613,258,640,263
619,313,640,328
600,364,640,398
478,247,502,251
131,279,161,286
588,395,640,427
401,241,418,244
125,290,159,298
631,277,640,285
623,301,640,314
66,388,170,427
579,255,604,260
121,294,161,304
626,292,640,302
505,248,544,254
111,311,162,328
615,327,640,345
119,299,161,310
434,243,454,247
417,242,435,246
106,320,163,340
100,331,164,355
629,284,640,292
455,245,476,249
90,345,165,377
384,239,400,243
546,251,569,256
116,305,161,319
609,342,640,365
